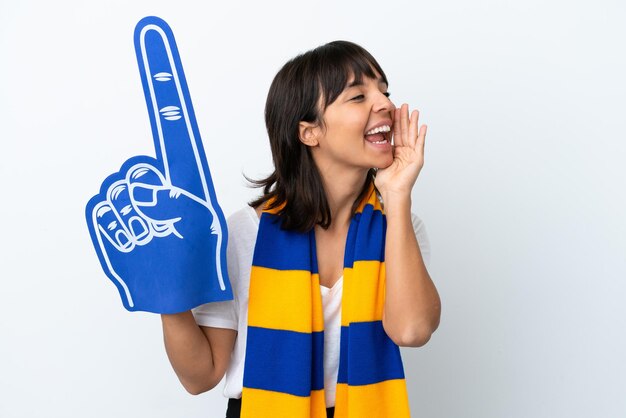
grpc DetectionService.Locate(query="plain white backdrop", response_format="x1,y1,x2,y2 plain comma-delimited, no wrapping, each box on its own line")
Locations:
1,0,625,417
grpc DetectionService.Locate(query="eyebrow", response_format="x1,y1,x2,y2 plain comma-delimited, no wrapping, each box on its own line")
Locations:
346,77,388,88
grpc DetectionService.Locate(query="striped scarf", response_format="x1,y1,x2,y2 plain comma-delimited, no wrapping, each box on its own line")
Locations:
242,185,411,418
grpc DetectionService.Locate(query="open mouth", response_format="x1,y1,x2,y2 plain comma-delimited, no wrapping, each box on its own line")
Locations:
364,124,391,145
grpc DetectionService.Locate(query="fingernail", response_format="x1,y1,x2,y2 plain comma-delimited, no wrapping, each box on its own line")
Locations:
128,166,164,186
131,184,157,205
130,217,148,239
116,230,130,248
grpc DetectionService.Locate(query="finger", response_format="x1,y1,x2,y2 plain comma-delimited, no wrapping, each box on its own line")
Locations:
89,200,136,308
134,16,210,201
129,185,182,221
92,202,133,252
127,162,204,222
409,110,419,148
126,163,172,237
418,124,427,155
126,163,167,199
107,180,150,243
401,103,410,146
393,107,403,147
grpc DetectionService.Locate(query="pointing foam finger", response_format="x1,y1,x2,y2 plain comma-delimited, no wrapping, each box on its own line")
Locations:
134,16,209,201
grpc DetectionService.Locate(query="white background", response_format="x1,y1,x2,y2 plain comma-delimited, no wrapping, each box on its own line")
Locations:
1,0,625,417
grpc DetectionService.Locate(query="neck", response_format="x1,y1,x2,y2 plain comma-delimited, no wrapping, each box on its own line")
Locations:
317,164,369,231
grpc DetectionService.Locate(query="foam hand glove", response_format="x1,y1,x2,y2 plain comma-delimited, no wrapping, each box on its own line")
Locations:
86,16,232,313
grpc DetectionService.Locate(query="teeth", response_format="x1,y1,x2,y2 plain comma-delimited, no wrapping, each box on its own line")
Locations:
365,125,391,135
371,139,388,144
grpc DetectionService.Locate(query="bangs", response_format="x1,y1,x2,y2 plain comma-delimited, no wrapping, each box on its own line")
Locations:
313,41,388,110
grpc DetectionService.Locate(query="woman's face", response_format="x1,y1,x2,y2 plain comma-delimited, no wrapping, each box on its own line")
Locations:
312,70,395,172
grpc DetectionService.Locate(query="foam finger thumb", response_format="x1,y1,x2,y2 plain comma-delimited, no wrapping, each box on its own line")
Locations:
130,184,191,221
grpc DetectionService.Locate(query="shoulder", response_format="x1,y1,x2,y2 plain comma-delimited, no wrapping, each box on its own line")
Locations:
227,206,260,237
225,205,260,268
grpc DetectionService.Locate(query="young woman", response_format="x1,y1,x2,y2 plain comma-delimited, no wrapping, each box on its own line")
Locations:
160,40,441,418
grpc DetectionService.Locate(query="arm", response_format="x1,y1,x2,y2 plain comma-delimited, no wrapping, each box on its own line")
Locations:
161,312,237,394
375,104,441,347
380,192,441,347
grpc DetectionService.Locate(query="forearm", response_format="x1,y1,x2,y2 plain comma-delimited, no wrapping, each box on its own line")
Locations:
161,311,218,394
381,192,441,347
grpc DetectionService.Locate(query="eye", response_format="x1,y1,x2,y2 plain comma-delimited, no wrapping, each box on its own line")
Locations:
351,94,365,101
383,92,391,98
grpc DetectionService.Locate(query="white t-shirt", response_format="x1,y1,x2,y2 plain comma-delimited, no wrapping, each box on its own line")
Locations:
192,206,431,407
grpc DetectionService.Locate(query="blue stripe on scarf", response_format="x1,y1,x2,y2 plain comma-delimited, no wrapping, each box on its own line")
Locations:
344,206,386,268
244,326,325,396
252,213,319,273
337,320,405,385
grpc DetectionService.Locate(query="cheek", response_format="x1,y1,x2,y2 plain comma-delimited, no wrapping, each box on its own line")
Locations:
337,115,367,141
325,117,356,143
321,109,369,152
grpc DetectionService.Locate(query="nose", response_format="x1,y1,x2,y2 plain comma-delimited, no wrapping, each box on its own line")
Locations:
373,91,394,115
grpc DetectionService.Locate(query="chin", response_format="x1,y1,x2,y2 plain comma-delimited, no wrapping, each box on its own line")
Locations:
374,155,394,169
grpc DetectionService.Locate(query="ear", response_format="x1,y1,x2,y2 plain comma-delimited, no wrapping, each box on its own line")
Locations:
298,121,321,147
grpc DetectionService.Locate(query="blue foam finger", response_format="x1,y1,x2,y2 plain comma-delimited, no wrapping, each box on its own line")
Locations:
85,17,232,313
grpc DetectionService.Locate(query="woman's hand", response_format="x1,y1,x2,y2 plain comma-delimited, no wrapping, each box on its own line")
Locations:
374,103,427,199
